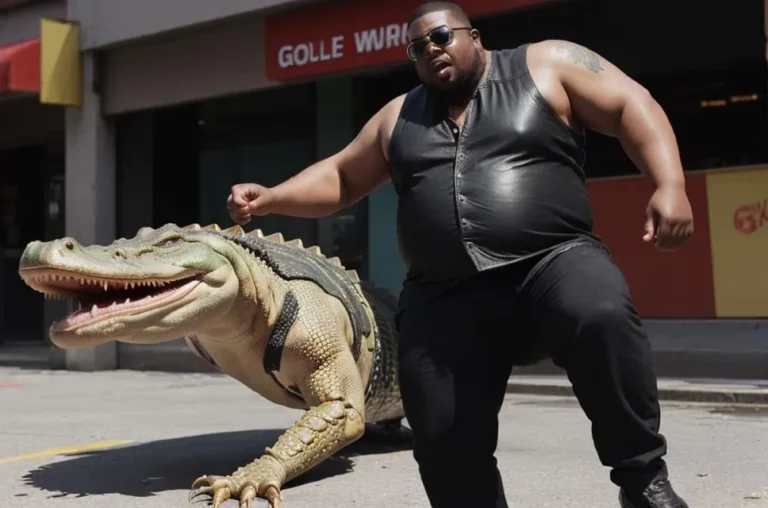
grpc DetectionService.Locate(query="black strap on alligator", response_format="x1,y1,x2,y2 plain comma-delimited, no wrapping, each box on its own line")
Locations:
209,231,374,400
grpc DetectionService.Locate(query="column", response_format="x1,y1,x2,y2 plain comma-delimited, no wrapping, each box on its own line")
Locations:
58,52,118,371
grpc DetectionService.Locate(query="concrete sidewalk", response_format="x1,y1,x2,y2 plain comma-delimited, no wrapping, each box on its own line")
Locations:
4,344,768,404
507,375,768,405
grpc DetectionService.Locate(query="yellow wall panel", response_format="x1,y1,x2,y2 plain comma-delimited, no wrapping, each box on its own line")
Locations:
40,18,81,107
706,166,768,317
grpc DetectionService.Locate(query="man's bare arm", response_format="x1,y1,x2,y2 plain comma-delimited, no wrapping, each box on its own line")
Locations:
256,97,400,219
529,40,685,189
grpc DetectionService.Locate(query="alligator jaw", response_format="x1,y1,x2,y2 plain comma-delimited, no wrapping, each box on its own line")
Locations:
19,268,203,345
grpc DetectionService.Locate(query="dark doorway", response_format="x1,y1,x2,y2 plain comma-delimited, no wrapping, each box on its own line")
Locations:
0,144,46,343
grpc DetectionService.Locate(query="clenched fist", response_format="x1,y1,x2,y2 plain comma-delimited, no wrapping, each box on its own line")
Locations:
226,183,276,225
643,183,694,251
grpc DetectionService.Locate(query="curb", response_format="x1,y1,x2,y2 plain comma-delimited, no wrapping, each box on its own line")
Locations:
506,380,768,405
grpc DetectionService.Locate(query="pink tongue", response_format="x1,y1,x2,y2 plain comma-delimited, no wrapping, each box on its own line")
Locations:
61,297,141,327
55,280,194,329
60,290,170,327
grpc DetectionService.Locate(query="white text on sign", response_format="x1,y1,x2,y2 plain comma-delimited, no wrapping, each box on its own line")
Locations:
277,22,409,69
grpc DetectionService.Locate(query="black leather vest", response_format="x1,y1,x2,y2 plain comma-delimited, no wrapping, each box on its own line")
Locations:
388,44,597,291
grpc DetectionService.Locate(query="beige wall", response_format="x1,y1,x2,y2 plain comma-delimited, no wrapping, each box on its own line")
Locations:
68,0,317,50
0,0,64,46
102,13,280,115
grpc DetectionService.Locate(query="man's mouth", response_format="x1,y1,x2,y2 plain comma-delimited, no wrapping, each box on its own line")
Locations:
20,269,201,331
430,59,452,79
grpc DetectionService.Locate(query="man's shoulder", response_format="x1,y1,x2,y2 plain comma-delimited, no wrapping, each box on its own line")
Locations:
380,88,430,119
377,93,409,142
380,93,409,120
525,39,600,70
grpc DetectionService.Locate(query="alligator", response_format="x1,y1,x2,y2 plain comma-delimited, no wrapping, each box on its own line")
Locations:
17,222,406,508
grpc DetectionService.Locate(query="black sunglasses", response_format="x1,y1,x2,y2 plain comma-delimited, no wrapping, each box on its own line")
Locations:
406,25,472,61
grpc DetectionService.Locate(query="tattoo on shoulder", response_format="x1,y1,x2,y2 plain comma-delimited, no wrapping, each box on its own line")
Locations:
554,41,604,73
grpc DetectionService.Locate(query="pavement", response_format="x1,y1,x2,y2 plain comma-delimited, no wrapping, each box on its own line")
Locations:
1,366,767,508
507,375,768,405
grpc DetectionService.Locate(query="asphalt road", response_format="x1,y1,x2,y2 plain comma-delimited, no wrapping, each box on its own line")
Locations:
1,367,766,508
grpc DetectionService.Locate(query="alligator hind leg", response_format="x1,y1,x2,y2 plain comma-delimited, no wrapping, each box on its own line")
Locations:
365,417,413,444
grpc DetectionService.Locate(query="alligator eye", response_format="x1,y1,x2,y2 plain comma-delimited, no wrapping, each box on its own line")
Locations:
156,237,181,248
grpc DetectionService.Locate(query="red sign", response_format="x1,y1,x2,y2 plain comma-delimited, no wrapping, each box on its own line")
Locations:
264,0,555,81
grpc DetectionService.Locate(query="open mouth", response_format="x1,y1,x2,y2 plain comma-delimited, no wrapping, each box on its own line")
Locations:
20,269,201,331
430,59,451,76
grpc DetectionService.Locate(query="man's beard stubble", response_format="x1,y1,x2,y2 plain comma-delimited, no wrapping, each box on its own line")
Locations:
426,50,484,106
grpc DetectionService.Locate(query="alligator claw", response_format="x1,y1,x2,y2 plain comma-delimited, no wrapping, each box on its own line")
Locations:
240,485,256,508
189,472,284,507
212,486,231,508
264,486,283,508
188,485,212,502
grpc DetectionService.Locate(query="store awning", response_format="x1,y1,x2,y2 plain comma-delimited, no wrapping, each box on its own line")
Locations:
0,38,40,93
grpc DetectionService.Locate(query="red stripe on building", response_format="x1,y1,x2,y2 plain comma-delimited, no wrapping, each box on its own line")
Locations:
264,0,555,81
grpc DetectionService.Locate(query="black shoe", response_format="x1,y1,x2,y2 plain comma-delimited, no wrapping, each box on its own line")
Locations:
619,477,689,508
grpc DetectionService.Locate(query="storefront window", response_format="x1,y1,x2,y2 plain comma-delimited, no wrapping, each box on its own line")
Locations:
472,0,767,178
196,84,318,246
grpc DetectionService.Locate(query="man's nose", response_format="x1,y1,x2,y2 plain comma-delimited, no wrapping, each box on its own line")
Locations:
424,43,443,59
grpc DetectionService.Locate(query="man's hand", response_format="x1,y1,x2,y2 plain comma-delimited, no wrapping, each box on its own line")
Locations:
643,184,694,250
227,183,276,225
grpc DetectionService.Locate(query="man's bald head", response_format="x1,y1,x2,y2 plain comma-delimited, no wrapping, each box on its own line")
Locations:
405,1,485,103
407,1,471,29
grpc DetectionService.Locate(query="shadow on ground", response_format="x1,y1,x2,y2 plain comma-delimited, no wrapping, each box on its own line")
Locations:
23,425,413,501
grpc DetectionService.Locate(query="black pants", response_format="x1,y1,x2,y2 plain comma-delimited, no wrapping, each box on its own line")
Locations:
396,241,668,508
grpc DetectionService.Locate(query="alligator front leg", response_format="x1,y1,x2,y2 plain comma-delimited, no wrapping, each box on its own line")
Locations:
190,353,366,507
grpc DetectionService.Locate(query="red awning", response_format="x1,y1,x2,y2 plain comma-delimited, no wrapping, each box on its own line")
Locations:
0,38,40,93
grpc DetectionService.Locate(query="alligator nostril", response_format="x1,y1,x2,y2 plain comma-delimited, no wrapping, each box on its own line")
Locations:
114,249,127,259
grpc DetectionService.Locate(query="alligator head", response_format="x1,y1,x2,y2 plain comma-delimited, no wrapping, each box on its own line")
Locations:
17,224,266,349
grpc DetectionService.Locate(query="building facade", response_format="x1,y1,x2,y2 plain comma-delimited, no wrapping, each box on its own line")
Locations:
1,0,767,377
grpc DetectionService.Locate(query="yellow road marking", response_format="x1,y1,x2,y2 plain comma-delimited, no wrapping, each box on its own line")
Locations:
0,440,133,464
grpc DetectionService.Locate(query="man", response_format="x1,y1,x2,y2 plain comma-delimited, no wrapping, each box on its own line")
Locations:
227,2,694,507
